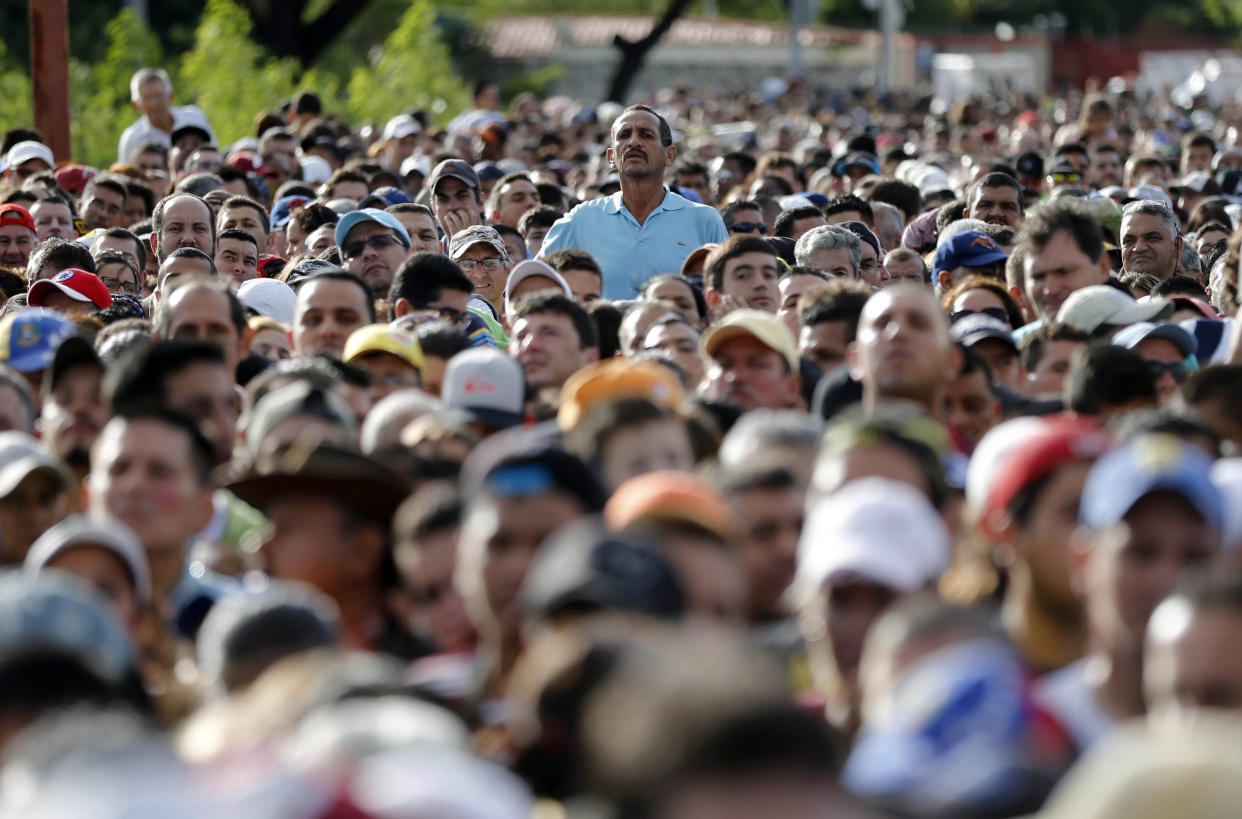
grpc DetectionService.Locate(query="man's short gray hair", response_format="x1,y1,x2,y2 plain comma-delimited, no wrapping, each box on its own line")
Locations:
1122,198,1179,240
795,225,861,273
1180,241,1203,277
719,410,823,467
937,218,987,247
130,68,172,103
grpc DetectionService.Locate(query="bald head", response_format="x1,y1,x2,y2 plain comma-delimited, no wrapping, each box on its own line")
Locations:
848,283,956,414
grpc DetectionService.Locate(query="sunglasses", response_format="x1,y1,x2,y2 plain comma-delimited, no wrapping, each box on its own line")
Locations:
950,307,1009,325
342,232,405,261
729,222,767,234
1147,359,1189,382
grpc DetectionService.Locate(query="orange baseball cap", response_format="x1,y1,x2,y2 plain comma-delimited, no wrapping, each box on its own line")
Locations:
604,470,739,542
557,358,685,431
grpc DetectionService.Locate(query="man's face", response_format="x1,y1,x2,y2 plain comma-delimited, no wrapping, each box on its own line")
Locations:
218,205,268,250
608,109,674,181
158,256,215,295
789,215,827,241
214,237,259,286
10,159,50,184
510,310,591,389
1121,212,1181,280
292,278,371,359
163,360,240,466
80,185,126,230
354,351,420,403
704,335,799,411
88,418,210,558
1185,144,1215,174
805,247,856,280
717,251,779,313
1025,338,1082,399
644,321,705,386
645,278,703,327
1134,337,1187,408
0,385,29,433
1147,605,1242,721
492,179,540,227
458,491,586,642
41,363,105,470
727,208,766,236
968,184,1023,227
849,285,953,407
0,225,35,267
730,485,803,623
942,367,998,452
1024,228,1109,320
342,221,410,297
457,241,510,307
857,241,886,287
0,471,68,564
524,225,550,258
250,327,292,362
94,235,141,271
778,273,824,334
598,418,694,493
884,255,926,285
1015,462,1091,619
432,177,483,231
395,211,441,255
331,180,370,203
136,78,171,119
973,338,1022,392
823,581,900,682
261,497,369,600
1081,492,1219,654
30,200,74,241
46,545,141,630
1088,150,1124,188
561,268,602,305
396,528,475,652
156,196,214,261
676,171,713,205
163,286,242,374
304,225,335,256
826,210,864,226
800,320,851,372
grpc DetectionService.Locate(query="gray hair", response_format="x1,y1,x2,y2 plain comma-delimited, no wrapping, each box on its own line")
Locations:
795,225,861,272
937,218,988,247
1180,240,1203,277
129,68,172,103
871,200,904,234
359,389,442,455
719,410,823,467
1121,198,1179,241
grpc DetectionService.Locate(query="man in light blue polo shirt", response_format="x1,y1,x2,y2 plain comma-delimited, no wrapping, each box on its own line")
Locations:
539,105,727,299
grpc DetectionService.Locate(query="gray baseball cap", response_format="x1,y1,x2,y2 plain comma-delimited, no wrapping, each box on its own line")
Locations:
427,159,481,197
448,225,508,262
25,515,152,606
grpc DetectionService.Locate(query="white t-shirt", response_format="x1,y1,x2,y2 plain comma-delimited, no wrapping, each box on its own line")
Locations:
1032,658,1116,752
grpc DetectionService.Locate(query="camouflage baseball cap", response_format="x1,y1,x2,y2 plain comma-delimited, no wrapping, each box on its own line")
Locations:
449,225,509,262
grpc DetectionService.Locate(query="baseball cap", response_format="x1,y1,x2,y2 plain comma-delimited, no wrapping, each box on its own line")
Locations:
169,108,216,146
25,515,152,606
932,230,1008,276
53,165,95,196
225,150,271,177
1171,171,1221,196
334,207,412,248
604,470,739,542
300,155,332,185
465,439,606,513
833,152,881,178
400,155,431,178
841,220,881,259
1055,285,1173,333
504,259,572,314
0,309,78,372
1111,320,1197,358
255,254,285,279
472,160,505,183
1015,152,1044,179
981,416,1111,538
441,347,525,429
1126,185,1171,206
520,518,685,624
427,159,482,198
1080,434,1223,531
796,477,950,596
680,243,718,278
358,186,412,209
1077,194,1124,245
1046,158,1082,182
269,195,310,231
0,432,71,499
42,334,102,401
343,324,424,373
245,381,357,455
0,203,36,233
950,313,1018,354
6,140,54,169
558,359,685,431
701,308,800,372
28,268,113,311
964,417,1048,519
448,225,508,261
383,114,423,142
237,277,295,325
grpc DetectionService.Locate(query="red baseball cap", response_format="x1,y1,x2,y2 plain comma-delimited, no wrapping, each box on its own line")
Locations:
0,204,35,233
982,416,1111,539
28,268,113,311
226,150,273,177
53,165,96,197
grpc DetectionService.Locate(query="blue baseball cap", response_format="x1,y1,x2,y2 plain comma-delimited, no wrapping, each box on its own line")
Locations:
0,309,77,373
334,207,412,248
269,195,310,231
359,186,412,209
933,230,1009,276
1080,435,1223,530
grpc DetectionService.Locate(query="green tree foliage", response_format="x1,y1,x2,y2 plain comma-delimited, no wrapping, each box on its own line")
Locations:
344,0,471,126
0,41,32,132
177,0,301,150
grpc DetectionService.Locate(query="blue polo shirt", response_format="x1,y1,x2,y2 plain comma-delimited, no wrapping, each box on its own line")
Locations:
539,188,728,299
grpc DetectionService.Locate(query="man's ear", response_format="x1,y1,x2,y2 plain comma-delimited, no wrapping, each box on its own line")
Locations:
665,144,678,166
393,297,412,318
605,145,616,170
938,271,953,291
704,286,720,307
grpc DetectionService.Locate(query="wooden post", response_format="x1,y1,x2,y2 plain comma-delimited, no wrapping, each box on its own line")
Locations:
29,0,71,162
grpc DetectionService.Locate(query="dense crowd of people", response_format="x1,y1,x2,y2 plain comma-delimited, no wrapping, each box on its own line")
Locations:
0,64,1239,816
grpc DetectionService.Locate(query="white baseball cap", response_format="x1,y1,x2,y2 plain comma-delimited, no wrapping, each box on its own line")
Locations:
238,278,296,326
6,140,54,170
383,114,423,142
1056,285,1173,334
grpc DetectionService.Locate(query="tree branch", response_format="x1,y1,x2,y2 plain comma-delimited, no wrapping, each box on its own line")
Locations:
607,0,694,101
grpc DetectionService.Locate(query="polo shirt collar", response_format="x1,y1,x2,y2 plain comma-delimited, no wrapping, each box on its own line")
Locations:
605,187,685,215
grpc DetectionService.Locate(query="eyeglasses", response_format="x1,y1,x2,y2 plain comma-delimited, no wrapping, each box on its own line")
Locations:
342,233,405,260
1048,171,1082,185
100,276,138,295
950,307,1009,325
1147,359,1189,382
729,222,766,234
458,257,504,272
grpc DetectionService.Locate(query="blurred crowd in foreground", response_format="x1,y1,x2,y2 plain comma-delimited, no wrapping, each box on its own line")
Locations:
0,66,1241,816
